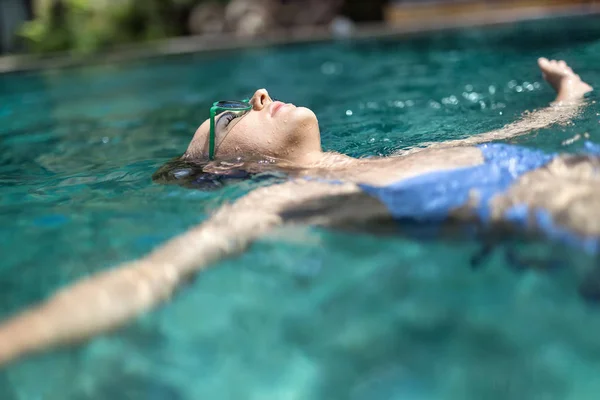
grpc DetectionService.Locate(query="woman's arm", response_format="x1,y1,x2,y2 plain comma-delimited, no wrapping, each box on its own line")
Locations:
398,58,593,155
0,180,359,367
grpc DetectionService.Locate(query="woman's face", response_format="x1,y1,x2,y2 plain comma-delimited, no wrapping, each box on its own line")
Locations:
184,89,321,163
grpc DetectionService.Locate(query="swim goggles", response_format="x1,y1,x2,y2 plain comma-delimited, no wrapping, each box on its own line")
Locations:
209,99,252,160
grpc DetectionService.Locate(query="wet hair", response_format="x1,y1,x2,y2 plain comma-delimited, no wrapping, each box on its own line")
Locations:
152,157,288,190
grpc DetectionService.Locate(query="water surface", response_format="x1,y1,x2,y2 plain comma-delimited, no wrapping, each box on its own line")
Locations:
1,16,600,400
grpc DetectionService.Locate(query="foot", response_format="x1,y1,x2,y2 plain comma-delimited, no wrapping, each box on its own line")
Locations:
538,57,593,103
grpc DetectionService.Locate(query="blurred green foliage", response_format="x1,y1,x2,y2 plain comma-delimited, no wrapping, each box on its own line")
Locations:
19,0,226,54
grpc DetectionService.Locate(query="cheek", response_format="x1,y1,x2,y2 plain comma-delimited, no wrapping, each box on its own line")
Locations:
226,115,274,154
224,109,318,159
235,115,269,141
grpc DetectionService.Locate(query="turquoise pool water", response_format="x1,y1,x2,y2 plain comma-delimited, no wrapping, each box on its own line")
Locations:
1,15,600,399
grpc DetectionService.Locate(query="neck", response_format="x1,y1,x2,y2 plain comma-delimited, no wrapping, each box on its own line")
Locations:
283,150,394,183
295,151,358,170
289,150,422,186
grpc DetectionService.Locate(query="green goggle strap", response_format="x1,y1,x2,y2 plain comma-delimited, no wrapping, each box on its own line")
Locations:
208,99,251,160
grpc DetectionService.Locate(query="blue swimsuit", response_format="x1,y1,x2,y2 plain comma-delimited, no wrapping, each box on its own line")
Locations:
359,142,600,253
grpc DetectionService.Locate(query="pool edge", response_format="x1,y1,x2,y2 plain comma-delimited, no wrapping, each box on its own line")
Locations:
0,4,598,75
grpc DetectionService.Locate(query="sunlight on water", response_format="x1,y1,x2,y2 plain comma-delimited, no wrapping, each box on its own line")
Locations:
1,16,600,400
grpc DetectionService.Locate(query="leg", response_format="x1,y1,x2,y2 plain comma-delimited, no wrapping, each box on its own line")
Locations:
490,155,600,241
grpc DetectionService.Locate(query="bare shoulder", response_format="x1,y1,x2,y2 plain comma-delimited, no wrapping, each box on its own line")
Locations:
393,145,484,165
371,146,484,184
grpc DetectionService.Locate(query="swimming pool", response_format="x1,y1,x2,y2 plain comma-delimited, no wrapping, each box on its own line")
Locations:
1,15,600,399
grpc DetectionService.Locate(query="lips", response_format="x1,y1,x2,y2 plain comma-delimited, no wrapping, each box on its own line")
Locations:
270,101,285,116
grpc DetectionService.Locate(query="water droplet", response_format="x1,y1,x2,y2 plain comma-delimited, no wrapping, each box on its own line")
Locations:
393,100,405,108
479,101,486,110
533,82,541,89
368,137,375,143
508,80,518,88
524,82,534,91
101,137,109,144
465,84,474,92
466,92,479,102
499,111,503,115
488,85,496,95
405,100,415,107
515,86,523,93
428,100,441,109
321,62,339,75
442,95,458,105
345,110,353,116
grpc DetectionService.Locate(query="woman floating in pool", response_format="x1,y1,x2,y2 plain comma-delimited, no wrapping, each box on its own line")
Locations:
0,58,596,366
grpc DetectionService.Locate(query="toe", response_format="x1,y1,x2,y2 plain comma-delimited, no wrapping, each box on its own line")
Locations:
538,57,550,69
558,60,567,69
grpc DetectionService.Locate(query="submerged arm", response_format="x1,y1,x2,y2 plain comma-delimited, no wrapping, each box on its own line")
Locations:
0,180,359,367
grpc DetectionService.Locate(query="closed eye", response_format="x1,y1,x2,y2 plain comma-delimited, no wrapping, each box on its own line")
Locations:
216,112,238,132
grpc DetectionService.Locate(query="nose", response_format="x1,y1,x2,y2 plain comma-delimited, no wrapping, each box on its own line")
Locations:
250,89,272,111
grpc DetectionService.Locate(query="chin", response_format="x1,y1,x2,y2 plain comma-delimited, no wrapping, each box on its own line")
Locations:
295,106,319,125
276,106,320,141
